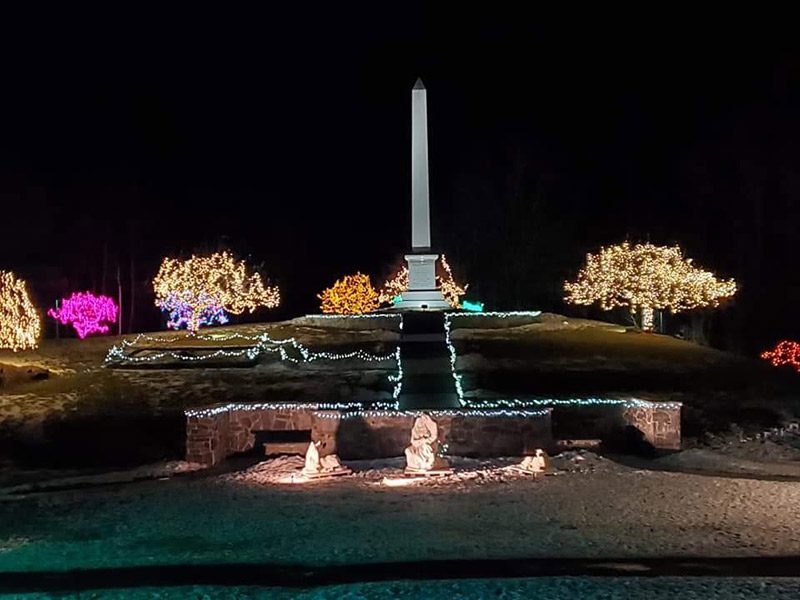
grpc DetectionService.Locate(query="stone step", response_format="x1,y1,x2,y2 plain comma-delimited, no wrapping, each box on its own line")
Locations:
401,373,458,393
398,392,460,409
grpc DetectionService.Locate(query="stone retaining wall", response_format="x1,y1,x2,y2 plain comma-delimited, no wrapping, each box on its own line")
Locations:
186,400,681,465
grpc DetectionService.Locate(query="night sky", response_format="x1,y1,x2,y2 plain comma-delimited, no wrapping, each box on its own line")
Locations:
1,8,798,354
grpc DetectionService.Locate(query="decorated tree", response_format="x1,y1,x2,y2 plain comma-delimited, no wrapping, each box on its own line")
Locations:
0,271,41,351
153,251,280,332
761,341,800,373
48,292,118,338
318,273,380,314
377,255,468,309
564,242,737,331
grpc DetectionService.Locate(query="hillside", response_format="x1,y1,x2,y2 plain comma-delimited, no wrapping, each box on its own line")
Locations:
1,313,797,473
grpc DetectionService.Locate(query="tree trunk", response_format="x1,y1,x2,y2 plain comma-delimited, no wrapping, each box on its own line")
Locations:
128,256,135,333
641,307,655,332
116,262,123,336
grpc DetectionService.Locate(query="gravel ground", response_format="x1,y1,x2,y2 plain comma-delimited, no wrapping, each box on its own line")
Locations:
1,454,800,576
4,577,800,599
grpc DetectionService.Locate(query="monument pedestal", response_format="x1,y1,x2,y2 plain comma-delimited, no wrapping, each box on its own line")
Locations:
394,254,450,310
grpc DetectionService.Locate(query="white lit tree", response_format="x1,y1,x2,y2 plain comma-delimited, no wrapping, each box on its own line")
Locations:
564,242,737,331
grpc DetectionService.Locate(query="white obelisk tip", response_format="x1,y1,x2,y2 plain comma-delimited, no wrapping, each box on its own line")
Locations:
413,77,425,90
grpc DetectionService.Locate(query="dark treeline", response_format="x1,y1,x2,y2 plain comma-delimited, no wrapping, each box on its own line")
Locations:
1,9,799,356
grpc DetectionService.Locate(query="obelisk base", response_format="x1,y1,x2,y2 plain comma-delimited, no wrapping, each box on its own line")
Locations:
394,254,450,310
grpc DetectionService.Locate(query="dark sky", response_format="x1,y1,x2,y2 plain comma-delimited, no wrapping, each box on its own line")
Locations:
1,7,799,352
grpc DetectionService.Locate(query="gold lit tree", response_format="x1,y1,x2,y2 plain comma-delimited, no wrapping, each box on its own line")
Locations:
377,255,468,308
564,242,737,331
152,251,280,332
0,270,41,351
318,273,380,314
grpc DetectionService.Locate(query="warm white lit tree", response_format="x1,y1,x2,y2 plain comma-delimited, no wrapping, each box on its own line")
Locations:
153,251,279,332
564,242,737,331
0,271,41,351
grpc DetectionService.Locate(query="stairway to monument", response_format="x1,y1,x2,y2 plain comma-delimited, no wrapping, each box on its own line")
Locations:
398,311,460,409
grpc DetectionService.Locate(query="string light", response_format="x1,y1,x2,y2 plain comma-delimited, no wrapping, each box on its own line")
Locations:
443,311,543,406
564,242,737,331
761,340,800,373
318,272,380,314
106,315,406,399
462,397,683,410
47,292,118,338
377,265,409,306
185,402,549,420
185,400,401,419
438,255,468,309
0,270,41,351
153,251,279,332
312,407,552,420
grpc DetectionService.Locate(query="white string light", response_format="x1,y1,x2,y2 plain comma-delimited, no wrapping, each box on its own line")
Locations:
312,407,552,420
463,397,683,410
443,311,543,406
107,315,405,398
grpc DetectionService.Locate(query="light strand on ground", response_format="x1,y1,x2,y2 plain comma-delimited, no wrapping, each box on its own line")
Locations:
107,315,406,399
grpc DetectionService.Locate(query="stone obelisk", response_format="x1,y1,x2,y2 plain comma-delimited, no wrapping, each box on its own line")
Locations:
396,78,450,310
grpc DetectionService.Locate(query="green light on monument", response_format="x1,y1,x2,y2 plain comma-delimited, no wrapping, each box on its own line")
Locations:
462,300,484,312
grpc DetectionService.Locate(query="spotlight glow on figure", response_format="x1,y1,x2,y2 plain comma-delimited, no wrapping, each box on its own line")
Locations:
761,341,800,373
318,273,380,314
0,271,41,351
48,292,118,338
153,251,279,332
564,242,737,331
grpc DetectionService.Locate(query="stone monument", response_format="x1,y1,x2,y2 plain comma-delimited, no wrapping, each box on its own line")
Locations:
395,79,450,310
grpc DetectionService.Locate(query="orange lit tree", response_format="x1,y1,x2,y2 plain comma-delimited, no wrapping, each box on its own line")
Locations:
318,273,380,314
564,242,737,331
0,270,41,351
153,251,280,332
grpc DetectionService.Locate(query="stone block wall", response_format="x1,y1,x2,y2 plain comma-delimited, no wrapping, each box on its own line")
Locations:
186,405,317,465
621,404,681,450
185,400,680,466
312,412,553,459
186,404,553,465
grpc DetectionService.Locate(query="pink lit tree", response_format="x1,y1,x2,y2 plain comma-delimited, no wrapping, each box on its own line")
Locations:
48,292,118,339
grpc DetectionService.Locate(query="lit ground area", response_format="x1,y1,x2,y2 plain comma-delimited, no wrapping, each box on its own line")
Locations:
1,455,800,596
